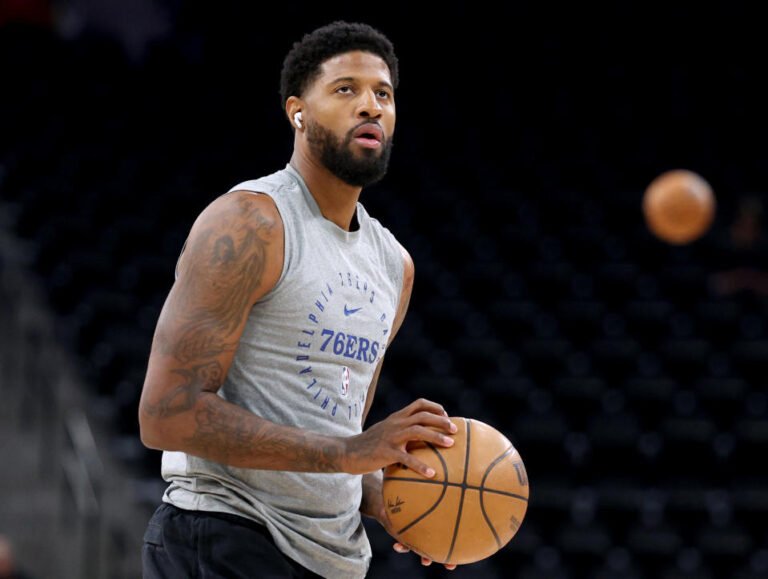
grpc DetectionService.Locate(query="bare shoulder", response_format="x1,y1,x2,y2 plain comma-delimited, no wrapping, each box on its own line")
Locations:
175,190,284,300
397,241,415,290
190,189,282,241
390,241,415,337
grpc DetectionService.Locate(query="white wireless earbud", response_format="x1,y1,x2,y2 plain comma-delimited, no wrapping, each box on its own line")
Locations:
294,112,303,129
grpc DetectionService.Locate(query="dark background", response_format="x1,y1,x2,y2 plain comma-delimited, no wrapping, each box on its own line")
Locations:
2,1,768,577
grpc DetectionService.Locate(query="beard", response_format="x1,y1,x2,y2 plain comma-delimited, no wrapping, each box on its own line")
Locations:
306,119,393,187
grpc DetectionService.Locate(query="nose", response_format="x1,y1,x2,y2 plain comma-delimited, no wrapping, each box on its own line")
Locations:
356,88,383,120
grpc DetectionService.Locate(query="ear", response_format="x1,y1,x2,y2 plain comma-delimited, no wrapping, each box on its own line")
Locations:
286,96,303,129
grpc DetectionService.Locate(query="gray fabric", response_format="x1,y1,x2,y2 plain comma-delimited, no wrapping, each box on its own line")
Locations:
160,164,405,578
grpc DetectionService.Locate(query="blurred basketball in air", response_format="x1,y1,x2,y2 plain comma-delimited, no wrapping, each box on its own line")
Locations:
642,169,716,244
382,417,529,566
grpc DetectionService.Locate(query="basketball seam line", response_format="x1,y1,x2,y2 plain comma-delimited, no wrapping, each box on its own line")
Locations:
394,444,449,537
445,418,472,563
479,445,517,548
381,477,529,503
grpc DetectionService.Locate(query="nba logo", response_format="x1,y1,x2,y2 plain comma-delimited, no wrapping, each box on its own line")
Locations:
340,366,350,397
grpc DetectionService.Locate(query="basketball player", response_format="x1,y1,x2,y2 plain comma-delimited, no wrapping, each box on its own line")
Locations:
138,21,457,578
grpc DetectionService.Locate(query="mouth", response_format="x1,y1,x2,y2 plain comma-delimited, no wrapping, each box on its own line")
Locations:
351,123,383,149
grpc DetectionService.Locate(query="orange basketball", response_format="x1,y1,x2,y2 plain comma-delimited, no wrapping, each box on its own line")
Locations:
642,169,716,244
382,417,529,566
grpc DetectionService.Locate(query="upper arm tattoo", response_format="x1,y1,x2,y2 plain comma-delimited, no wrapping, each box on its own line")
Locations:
155,197,276,366
143,361,225,418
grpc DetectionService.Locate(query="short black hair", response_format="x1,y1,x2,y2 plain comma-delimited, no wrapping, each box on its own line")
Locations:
279,21,399,108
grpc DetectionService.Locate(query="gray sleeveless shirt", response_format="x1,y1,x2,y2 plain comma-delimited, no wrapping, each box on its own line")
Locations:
160,164,405,578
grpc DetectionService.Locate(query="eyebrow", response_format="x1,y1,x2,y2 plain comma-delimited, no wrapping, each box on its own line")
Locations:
329,76,394,91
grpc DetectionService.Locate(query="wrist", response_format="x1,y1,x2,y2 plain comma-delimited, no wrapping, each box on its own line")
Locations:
360,470,384,520
340,433,360,474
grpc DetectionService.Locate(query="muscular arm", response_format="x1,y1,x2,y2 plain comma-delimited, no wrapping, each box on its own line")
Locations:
140,201,449,477
361,243,415,426
360,243,416,518
358,246,456,569
138,191,345,472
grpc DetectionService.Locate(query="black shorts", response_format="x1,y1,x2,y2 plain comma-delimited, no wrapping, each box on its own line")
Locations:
142,503,323,579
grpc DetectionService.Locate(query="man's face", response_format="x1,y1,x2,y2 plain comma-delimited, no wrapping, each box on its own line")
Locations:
301,51,396,187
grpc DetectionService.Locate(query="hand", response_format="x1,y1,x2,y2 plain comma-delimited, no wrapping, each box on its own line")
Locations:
392,542,457,571
343,398,457,477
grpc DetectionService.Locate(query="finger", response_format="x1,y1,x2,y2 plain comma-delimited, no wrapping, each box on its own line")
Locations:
444,564,457,570
402,425,455,448
407,411,458,434
398,452,436,478
393,543,410,553
405,398,448,417
421,557,432,566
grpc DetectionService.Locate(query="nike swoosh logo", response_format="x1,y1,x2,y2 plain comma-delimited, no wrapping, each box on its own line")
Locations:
344,305,362,316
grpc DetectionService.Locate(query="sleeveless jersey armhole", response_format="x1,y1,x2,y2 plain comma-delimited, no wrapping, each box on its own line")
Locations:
173,237,188,281
172,190,290,301
395,243,406,305
238,189,290,302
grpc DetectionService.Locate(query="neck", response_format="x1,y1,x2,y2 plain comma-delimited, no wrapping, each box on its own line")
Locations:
289,150,362,231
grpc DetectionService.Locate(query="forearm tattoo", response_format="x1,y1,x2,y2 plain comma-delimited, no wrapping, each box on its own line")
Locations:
185,395,344,471
144,199,344,471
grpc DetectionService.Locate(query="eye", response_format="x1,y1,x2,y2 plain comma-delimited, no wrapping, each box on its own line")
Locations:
336,86,353,94
376,90,391,99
